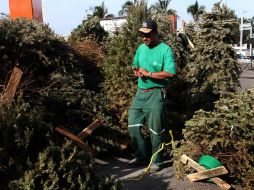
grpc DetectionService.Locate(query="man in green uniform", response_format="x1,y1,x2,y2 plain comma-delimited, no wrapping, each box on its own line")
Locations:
128,19,176,172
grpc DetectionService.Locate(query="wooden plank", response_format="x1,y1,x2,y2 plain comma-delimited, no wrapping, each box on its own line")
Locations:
77,119,102,140
181,154,231,190
1,66,23,105
181,154,206,171
187,166,228,182
55,126,94,154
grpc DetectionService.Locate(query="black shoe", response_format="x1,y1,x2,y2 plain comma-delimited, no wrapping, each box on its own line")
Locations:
127,158,148,168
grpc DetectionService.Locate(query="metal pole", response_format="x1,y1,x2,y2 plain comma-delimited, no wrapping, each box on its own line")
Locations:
240,15,243,55
250,44,252,56
250,28,253,56
42,0,47,23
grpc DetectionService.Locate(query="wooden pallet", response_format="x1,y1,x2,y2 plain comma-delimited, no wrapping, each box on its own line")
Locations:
181,154,231,190
55,119,102,155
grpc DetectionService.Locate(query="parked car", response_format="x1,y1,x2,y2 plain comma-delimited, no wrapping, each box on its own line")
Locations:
237,54,247,59
246,55,254,60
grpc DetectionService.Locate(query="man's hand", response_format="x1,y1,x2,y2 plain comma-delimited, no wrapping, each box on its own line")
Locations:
134,68,175,79
132,67,143,77
138,68,149,77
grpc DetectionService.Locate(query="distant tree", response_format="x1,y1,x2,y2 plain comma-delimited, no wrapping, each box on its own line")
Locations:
187,0,205,22
105,14,115,18
118,1,134,17
149,0,176,15
92,1,108,18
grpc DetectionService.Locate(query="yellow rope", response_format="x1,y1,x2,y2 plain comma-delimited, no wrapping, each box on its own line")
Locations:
122,130,174,181
144,130,174,173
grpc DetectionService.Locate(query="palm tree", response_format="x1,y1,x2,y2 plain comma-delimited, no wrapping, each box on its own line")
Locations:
118,1,134,17
187,0,205,22
149,0,176,15
92,1,108,18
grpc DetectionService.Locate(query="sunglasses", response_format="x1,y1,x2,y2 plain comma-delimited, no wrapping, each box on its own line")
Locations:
140,32,152,38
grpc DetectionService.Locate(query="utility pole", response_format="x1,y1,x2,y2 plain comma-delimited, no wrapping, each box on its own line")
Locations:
240,11,247,55
240,15,243,55
42,0,47,23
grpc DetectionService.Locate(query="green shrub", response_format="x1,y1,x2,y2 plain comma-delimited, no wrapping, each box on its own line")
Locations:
174,89,254,188
0,18,120,189
0,17,103,127
68,16,108,45
185,4,241,99
9,144,119,190
0,98,55,189
0,18,75,85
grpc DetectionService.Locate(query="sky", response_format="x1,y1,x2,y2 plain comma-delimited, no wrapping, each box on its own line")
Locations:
0,0,254,36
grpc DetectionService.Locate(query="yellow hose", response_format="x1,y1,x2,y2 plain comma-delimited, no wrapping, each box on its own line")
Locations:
122,130,174,181
144,130,174,173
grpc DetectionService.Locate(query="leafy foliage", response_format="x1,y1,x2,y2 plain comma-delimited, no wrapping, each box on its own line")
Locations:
0,97,120,190
149,0,176,15
0,17,102,127
173,89,254,188
185,3,241,110
68,16,108,45
92,1,108,18
118,1,134,17
0,1,250,188
9,145,118,190
187,0,206,22
211,3,239,44
0,18,76,93
0,98,54,189
173,3,252,187
0,18,119,189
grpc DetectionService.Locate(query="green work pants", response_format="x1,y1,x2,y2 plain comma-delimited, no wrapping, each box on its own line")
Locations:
128,88,167,164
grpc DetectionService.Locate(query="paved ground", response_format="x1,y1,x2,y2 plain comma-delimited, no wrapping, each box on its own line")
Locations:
95,153,229,190
240,70,254,90
95,67,253,190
